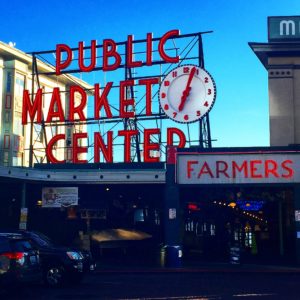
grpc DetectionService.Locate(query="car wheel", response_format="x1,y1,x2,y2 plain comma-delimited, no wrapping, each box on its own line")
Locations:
44,265,65,287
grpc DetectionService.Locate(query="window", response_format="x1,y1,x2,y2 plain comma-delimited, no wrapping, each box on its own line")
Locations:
210,224,216,236
3,152,9,166
11,240,33,251
5,95,11,109
185,219,194,232
29,232,53,247
5,112,10,123
4,135,10,149
134,209,144,223
12,155,22,167
244,224,252,247
15,74,25,97
6,72,12,92
14,114,23,135
15,74,25,113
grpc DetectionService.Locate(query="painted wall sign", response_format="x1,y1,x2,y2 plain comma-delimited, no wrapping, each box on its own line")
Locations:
42,187,78,207
268,16,300,41
176,152,300,184
236,200,265,211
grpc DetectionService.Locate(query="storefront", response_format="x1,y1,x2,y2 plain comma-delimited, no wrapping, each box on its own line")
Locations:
1,146,300,264
0,163,166,261
172,147,300,264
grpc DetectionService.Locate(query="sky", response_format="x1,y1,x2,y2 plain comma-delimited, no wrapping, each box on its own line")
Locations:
1,0,299,152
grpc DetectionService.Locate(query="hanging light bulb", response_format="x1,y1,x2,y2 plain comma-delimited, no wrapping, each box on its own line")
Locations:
228,202,237,208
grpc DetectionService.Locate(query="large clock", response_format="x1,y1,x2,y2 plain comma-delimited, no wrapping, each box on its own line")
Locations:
159,64,216,123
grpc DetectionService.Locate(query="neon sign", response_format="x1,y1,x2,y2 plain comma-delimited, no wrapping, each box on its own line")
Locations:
22,30,195,164
237,200,265,211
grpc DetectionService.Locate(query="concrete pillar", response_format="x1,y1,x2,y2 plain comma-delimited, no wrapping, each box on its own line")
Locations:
268,66,295,146
161,164,183,268
164,164,181,245
19,182,28,230
294,185,300,264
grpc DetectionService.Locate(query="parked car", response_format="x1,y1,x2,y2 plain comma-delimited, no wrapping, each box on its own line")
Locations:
0,233,41,286
0,230,95,287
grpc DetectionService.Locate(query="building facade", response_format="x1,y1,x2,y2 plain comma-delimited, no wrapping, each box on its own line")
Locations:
250,16,300,147
0,42,90,167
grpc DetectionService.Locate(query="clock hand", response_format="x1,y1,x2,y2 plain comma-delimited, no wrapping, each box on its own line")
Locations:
178,66,196,112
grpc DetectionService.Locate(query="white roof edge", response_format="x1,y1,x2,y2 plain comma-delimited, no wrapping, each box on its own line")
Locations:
0,166,166,184
0,41,93,92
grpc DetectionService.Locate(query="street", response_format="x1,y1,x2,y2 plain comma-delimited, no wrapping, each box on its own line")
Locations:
2,271,300,299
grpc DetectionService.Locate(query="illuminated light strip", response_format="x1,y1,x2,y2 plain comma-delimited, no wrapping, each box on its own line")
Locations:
202,200,266,222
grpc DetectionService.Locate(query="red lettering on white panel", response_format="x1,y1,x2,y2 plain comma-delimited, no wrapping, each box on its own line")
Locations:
197,162,214,178
264,160,279,178
187,160,198,178
216,161,229,178
250,160,263,178
232,161,248,178
281,160,294,178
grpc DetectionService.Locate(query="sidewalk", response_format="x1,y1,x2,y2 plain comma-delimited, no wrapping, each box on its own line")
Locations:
94,257,300,274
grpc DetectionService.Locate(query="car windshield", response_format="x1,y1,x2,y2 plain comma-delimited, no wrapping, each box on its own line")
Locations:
29,232,54,247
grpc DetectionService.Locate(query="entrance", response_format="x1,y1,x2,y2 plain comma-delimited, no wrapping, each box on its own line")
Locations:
81,184,164,260
27,183,164,261
181,186,296,264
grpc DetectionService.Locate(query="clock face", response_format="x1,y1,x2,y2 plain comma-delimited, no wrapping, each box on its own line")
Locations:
159,64,216,123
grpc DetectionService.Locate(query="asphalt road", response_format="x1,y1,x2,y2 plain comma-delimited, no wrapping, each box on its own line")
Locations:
2,271,300,300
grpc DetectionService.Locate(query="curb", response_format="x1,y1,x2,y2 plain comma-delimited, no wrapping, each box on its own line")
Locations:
93,267,300,274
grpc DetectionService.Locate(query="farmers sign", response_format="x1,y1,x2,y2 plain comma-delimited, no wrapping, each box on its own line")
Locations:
176,152,300,184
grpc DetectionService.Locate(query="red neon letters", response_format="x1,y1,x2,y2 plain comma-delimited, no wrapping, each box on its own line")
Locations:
46,128,186,164
25,30,184,164
56,30,180,74
22,78,159,125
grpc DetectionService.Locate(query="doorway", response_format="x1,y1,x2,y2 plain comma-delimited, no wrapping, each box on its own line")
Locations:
181,186,296,264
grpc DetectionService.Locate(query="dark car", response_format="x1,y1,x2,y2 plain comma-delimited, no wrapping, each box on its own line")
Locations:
0,233,41,286
0,230,95,287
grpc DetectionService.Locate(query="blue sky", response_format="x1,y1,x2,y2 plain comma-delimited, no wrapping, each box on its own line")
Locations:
1,0,299,151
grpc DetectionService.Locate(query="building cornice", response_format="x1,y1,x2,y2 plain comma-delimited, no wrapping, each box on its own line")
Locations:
249,42,300,69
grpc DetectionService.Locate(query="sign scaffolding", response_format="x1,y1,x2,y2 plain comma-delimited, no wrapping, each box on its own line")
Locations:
26,30,214,166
